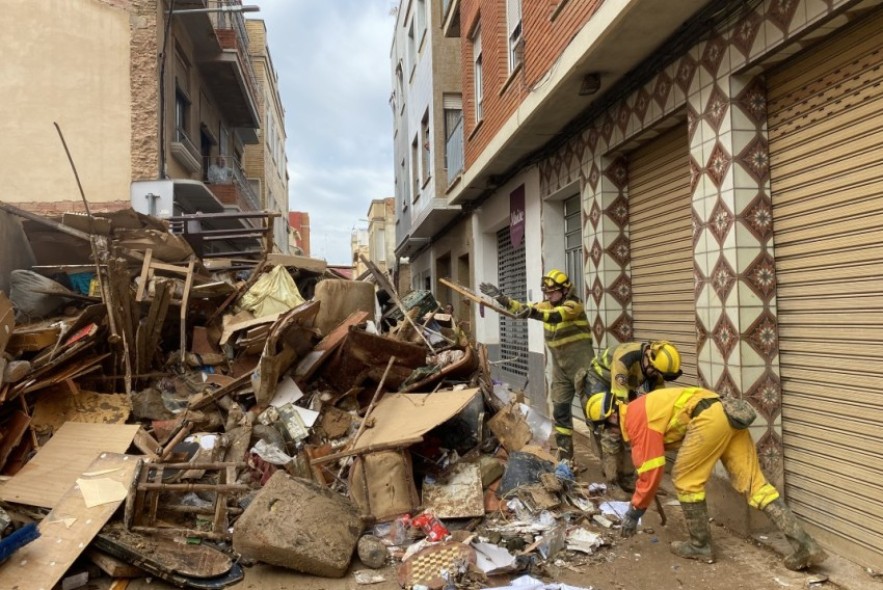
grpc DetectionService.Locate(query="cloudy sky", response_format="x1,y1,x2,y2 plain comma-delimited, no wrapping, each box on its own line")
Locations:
250,0,396,265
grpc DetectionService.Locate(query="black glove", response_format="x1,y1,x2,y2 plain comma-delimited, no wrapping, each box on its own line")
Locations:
479,282,502,299
479,282,510,307
620,506,645,538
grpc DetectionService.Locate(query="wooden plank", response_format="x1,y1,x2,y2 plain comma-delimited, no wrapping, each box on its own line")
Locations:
0,422,139,508
179,260,195,363
0,291,13,356
134,248,153,303
438,277,517,318
87,549,146,578
0,453,139,590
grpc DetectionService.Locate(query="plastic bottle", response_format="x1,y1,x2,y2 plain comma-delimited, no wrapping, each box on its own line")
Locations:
410,510,450,542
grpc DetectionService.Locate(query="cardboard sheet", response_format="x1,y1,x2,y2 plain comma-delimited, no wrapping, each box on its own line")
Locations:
352,388,479,450
0,453,139,590
0,422,139,508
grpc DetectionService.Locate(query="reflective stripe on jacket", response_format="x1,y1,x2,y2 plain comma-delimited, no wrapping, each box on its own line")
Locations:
592,342,665,412
622,387,719,510
508,296,592,349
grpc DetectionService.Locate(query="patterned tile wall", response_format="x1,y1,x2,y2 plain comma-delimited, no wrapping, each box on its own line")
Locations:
537,0,876,484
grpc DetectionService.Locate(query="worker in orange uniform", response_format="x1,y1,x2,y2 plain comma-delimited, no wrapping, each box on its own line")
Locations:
587,386,827,571
581,341,682,494
480,270,594,462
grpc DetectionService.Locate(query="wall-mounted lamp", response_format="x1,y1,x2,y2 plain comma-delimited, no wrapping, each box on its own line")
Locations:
579,73,601,96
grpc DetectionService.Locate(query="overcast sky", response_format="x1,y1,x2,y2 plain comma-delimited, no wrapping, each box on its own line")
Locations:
250,0,396,265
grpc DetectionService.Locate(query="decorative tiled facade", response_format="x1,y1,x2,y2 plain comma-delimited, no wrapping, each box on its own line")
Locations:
538,0,875,484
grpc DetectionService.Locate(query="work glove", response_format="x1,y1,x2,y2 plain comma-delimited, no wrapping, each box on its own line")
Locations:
620,506,645,538
479,282,510,307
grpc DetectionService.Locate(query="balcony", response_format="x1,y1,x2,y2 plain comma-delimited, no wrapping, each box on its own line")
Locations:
204,155,261,212
171,127,203,174
174,0,261,137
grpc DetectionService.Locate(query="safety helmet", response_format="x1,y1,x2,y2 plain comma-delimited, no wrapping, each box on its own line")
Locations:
542,269,572,294
647,341,683,379
585,392,613,424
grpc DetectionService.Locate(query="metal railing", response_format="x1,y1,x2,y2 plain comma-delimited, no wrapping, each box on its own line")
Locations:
445,115,464,185
204,154,261,211
209,0,261,111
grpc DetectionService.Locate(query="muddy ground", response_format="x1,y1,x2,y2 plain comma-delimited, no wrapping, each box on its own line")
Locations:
114,432,870,590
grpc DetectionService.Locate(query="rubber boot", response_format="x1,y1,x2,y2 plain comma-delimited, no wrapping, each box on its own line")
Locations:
670,501,714,563
763,498,828,571
555,434,574,462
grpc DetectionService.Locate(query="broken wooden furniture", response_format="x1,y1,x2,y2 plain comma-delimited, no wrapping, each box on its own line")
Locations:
124,459,248,541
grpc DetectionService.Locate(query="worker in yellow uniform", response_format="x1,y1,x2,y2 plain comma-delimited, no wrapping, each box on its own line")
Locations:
480,270,594,462
581,341,682,494
587,386,827,571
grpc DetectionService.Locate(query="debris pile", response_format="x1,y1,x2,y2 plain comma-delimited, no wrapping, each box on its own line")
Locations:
0,203,629,590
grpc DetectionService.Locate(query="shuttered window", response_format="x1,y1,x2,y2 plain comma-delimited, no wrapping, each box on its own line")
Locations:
628,126,697,385
497,226,528,381
767,9,883,570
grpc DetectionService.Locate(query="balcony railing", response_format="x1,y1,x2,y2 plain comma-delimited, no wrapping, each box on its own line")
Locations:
211,0,261,113
445,115,464,186
204,154,261,211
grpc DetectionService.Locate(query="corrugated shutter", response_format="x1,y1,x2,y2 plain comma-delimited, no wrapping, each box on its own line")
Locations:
497,226,529,382
628,126,698,385
767,9,883,570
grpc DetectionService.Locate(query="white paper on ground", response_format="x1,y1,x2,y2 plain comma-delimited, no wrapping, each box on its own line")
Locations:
471,541,517,574
484,574,595,590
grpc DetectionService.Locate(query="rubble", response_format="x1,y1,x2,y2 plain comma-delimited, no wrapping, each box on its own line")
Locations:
0,202,639,589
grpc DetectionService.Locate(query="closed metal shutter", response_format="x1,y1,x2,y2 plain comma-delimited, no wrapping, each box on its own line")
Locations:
767,9,883,569
627,126,698,385
497,226,529,381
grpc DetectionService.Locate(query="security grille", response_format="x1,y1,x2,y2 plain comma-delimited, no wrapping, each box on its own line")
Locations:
564,195,584,301
497,226,529,380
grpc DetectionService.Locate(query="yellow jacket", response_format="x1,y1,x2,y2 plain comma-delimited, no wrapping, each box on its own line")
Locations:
621,387,719,509
507,295,592,350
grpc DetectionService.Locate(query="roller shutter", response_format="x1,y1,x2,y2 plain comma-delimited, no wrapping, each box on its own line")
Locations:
628,126,698,385
497,226,529,383
767,9,883,569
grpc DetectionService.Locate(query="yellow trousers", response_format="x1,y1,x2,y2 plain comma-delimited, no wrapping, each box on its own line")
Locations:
671,402,779,509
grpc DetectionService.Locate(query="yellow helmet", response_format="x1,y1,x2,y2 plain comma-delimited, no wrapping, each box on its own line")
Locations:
648,341,682,379
585,392,612,424
542,269,572,294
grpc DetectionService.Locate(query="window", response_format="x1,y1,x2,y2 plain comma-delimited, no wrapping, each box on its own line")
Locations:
564,194,584,302
175,90,190,141
507,0,523,72
395,62,404,112
401,158,409,208
443,94,463,178
417,0,427,45
411,137,419,202
407,20,417,76
174,49,191,141
421,110,431,185
472,26,483,122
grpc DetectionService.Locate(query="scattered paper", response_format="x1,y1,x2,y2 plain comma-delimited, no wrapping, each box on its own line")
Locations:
270,376,304,408
484,574,595,590
565,528,603,554
599,501,631,519
353,570,387,585
76,477,128,508
472,541,517,575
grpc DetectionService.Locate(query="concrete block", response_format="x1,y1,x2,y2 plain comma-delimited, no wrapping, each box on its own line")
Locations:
233,471,363,577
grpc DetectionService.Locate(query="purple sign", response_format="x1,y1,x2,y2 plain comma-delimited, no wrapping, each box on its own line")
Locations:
509,184,525,248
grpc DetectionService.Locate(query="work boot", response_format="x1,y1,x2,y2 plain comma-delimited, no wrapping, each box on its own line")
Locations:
601,453,619,483
670,501,714,563
555,434,574,462
763,498,828,571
